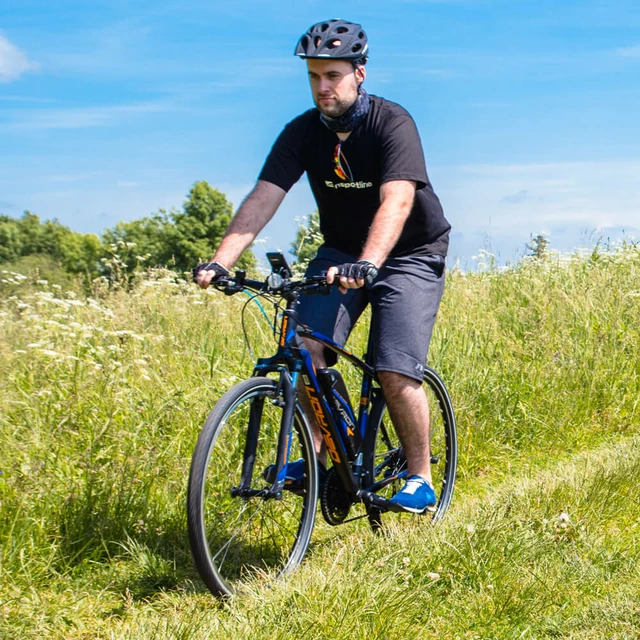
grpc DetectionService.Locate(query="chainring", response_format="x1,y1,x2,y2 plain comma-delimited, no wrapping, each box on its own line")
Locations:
320,466,353,526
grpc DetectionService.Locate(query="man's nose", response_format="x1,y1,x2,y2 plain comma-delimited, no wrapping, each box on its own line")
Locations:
317,77,331,93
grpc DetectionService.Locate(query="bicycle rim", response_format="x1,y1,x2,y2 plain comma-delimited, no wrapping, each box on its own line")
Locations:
367,368,457,529
187,377,318,596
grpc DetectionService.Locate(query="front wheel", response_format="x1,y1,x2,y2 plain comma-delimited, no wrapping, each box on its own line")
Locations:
365,367,457,529
187,377,318,596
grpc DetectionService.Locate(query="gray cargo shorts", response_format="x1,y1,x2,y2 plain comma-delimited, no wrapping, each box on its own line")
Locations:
297,246,445,382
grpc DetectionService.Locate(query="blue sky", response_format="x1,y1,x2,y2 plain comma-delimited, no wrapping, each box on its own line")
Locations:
1,0,639,266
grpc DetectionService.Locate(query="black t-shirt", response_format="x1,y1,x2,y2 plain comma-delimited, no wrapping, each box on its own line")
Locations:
259,95,450,258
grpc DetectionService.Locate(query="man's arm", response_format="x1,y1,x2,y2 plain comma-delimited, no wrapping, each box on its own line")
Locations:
327,179,416,290
196,180,286,288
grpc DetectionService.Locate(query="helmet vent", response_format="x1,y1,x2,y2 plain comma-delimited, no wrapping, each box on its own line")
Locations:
336,26,349,34
328,39,341,49
314,36,322,47
321,23,329,32
352,43,362,53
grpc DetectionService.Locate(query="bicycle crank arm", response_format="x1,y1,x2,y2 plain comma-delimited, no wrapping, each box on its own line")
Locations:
357,490,391,512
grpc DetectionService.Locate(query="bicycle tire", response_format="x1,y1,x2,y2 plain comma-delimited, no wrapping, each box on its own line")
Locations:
365,367,457,529
187,377,318,596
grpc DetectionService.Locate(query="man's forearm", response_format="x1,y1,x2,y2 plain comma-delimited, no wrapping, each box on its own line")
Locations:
359,180,416,267
213,180,285,268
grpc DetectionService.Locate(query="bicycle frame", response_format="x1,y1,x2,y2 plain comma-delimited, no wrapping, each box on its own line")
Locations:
248,292,394,510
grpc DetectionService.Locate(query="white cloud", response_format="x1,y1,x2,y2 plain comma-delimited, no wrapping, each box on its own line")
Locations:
0,100,177,131
0,35,39,82
616,44,640,58
433,160,640,261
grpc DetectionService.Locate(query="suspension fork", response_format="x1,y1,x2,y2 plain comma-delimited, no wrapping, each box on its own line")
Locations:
235,369,297,499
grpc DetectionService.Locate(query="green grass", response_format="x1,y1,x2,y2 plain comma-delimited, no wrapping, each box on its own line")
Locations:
1,244,640,639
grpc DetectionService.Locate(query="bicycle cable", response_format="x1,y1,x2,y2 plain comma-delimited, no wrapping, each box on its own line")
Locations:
239,289,280,361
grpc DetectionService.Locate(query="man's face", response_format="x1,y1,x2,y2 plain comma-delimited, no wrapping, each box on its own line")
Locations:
306,58,365,118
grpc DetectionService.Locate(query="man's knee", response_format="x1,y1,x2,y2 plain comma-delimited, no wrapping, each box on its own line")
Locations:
377,370,421,398
302,337,327,369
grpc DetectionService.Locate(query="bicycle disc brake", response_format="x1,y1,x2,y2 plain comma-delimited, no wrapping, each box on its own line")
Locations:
320,467,353,526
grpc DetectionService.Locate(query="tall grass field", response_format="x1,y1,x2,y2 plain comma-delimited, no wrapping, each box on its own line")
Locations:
2,244,640,639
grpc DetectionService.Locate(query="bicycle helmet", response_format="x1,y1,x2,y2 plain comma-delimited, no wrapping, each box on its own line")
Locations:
294,19,369,64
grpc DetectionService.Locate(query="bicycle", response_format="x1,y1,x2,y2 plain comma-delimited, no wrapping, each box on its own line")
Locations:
187,252,457,597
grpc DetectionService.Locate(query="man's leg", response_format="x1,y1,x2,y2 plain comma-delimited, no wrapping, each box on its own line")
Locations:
298,338,328,463
292,246,368,473
376,370,432,483
368,254,446,512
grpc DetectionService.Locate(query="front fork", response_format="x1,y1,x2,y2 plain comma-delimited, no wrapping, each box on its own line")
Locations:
232,369,299,500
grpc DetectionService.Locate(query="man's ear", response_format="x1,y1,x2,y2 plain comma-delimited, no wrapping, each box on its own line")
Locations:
355,65,366,86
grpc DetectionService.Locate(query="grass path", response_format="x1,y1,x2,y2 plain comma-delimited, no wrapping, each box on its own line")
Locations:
2,245,640,638
5,433,639,639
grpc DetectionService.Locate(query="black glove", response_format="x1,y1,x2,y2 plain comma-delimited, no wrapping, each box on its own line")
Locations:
336,260,379,285
192,261,230,283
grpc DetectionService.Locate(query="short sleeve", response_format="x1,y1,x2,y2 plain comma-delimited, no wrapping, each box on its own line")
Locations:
379,113,428,189
258,119,306,192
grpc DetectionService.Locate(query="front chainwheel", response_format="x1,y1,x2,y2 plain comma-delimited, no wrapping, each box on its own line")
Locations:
366,368,457,529
187,377,318,596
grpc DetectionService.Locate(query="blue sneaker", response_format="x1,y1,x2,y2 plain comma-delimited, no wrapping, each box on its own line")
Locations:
263,458,327,491
388,475,437,514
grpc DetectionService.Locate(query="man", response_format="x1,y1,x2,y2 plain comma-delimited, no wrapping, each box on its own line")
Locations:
194,19,451,513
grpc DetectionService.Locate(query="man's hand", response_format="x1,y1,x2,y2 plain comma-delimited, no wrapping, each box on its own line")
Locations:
326,260,378,293
193,261,230,289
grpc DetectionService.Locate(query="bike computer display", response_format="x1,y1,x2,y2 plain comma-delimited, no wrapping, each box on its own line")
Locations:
266,251,293,278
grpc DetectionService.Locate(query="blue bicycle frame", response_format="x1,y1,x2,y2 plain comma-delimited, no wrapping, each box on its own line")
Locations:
247,289,396,511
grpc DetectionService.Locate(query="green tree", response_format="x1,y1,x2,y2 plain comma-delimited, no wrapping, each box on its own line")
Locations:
101,211,174,270
102,181,256,274
527,234,550,260
0,211,102,278
0,215,23,263
290,211,322,273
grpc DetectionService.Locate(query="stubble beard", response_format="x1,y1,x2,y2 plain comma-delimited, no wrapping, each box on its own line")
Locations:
315,93,357,119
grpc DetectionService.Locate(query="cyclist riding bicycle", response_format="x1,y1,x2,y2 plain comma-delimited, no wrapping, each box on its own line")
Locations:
194,18,451,514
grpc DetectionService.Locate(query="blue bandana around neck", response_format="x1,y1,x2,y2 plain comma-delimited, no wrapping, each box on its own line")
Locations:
319,87,370,133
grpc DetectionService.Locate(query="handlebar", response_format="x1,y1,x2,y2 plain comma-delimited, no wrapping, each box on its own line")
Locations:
213,270,331,298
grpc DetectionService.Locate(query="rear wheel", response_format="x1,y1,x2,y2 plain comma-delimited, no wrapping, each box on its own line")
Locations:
187,377,318,596
366,367,457,529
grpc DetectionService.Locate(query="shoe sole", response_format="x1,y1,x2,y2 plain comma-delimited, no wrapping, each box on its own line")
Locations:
388,502,437,514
